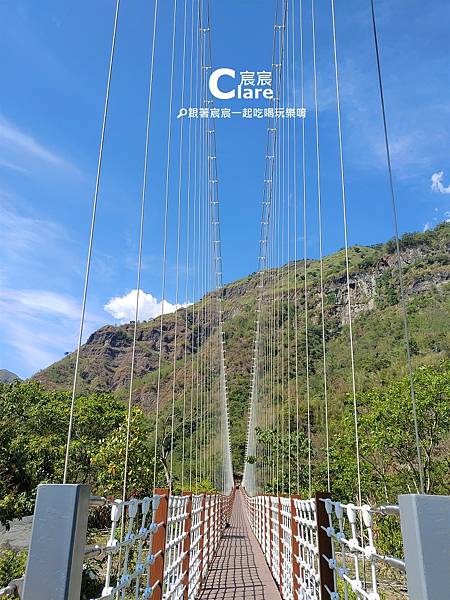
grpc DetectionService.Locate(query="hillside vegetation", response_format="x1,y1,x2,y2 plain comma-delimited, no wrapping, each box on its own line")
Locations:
33,223,449,474
0,370,20,384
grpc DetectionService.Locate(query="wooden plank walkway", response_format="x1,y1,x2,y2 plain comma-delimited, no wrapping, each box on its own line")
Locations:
198,490,281,599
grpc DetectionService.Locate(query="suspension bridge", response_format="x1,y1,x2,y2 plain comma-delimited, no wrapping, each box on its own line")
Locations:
0,0,449,599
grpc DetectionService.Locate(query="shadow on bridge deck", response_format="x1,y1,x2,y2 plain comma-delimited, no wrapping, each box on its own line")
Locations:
198,491,281,599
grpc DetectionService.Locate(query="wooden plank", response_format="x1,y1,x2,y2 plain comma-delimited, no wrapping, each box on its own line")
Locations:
198,491,281,599
198,494,207,585
315,491,336,597
150,488,169,600
277,496,283,590
291,495,301,598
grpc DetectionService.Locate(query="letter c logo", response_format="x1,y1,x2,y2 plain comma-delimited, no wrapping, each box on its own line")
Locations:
209,68,236,100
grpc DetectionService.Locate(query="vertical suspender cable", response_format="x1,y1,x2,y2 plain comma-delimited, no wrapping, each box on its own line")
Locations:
291,0,301,496
311,0,331,493
369,0,424,494
153,0,178,489
181,0,196,493
279,5,286,492
275,34,282,494
122,0,159,502
277,0,288,492
190,0,200,489
204,0,232,490
285,1,292,496
330,0,362,507
169,0,189,492
299,0,313,498
197,5,207,482
63,0,121,484
243,0,280,494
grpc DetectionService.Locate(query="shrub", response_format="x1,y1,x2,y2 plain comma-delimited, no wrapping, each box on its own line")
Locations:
0,549,27,587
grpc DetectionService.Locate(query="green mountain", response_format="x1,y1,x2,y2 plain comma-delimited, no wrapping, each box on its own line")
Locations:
0,370,21,384
34,223,450,471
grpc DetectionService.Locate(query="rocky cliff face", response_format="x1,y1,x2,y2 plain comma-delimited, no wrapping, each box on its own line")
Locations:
33,224,449,452
34,312,198,397
324,247,449,325
31,224,450,467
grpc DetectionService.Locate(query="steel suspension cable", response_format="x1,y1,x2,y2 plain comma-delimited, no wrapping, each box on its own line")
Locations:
208,118,230,491
279,13,286,492
181,0,197,493
63,0,121,484
153,0,178,489
198,9,208,483
369,0,424,494
191,0,202,487
291,0,301,496
274,47,282,495
186,0,199,492
311,0,331,493
169,0,189,493
244,0,281,494
285,1,293,496
299,0,313,498
330,0,363,507
203,0,233,487
276,2,287,494
122,0,159,502
282,2,289,492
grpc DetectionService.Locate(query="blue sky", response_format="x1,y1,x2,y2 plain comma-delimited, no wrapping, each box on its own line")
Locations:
0,0,449,378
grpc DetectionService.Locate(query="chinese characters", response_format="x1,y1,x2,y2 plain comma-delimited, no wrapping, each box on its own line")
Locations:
176,107,307,120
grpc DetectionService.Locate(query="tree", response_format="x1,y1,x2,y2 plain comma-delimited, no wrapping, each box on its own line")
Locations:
90,408,156,498
329,361,450,503
0,381,155,526
247,362,450,504
254,426,310,494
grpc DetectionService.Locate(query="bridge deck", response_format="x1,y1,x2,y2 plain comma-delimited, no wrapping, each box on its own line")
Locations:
198,490,281,599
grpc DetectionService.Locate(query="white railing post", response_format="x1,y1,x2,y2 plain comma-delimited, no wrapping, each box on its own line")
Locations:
182,493,192,600
22,484,90,600
399,494,450,600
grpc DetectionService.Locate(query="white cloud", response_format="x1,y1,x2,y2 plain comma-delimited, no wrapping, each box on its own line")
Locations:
0,159,30,174
431,170,450,194
0,114,81,176
0,198,90,376
0,287,101,375
104,289,187,324
1,289,81,320
423,222,431,232
0,196,66,262
0,197,115,376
